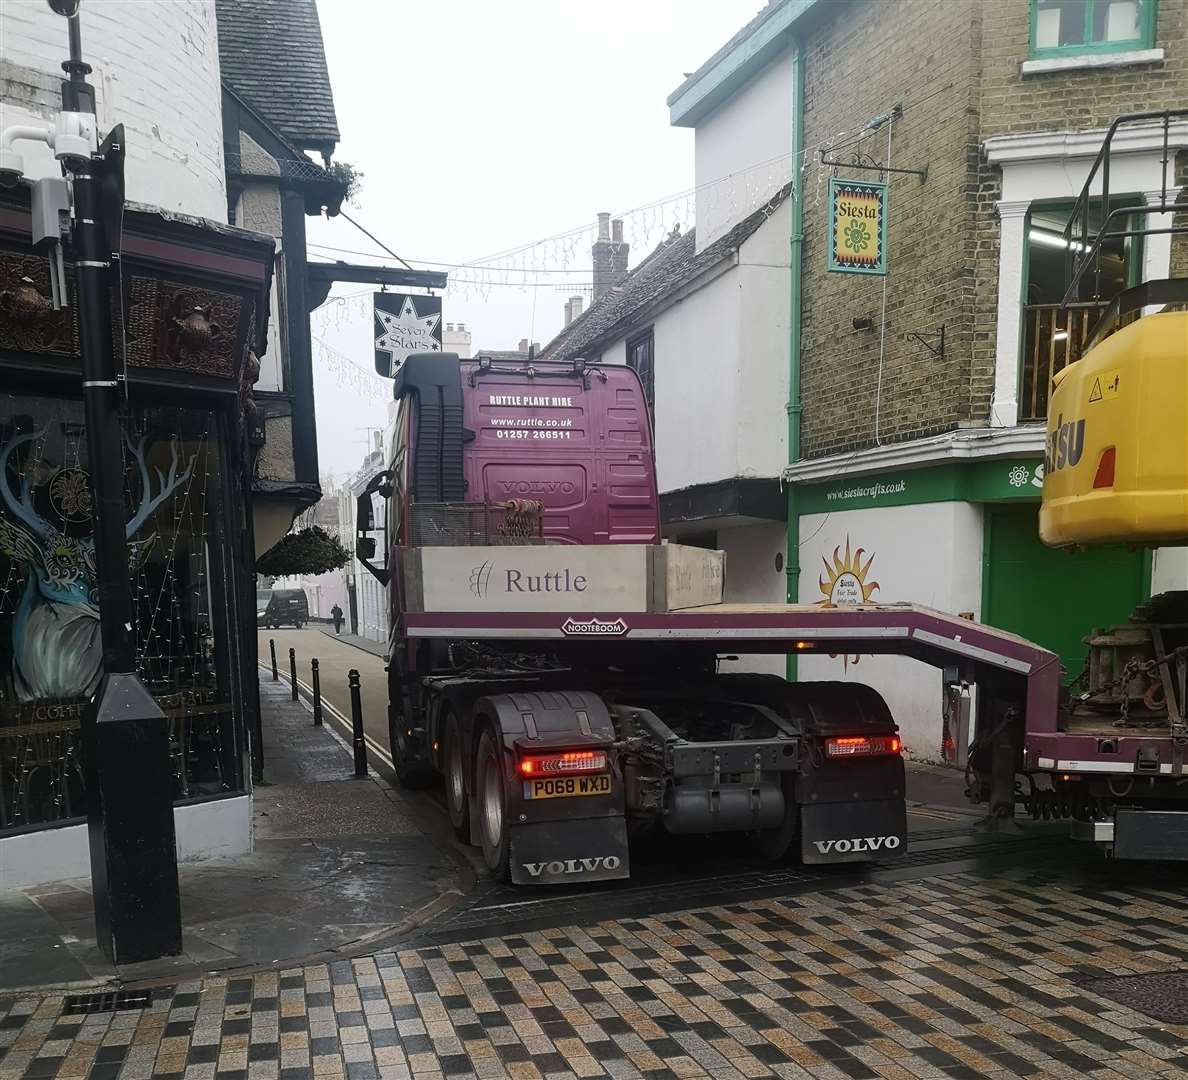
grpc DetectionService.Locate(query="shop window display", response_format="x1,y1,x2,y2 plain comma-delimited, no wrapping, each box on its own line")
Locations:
0,396,242,832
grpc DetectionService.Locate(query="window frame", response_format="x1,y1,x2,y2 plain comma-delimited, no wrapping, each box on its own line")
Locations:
626,327,655,416
1029,0,1157,59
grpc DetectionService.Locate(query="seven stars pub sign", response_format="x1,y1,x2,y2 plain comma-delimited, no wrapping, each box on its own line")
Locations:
827,177,887,275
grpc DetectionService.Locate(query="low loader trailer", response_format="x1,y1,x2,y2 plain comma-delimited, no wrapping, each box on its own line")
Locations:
354,351,1074,885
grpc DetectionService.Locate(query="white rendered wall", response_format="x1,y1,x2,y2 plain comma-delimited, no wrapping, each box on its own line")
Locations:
693,50,794,250
736,201,790,477
717,521,788,677
0,795,251,890
798,501,983,758
2,0,227,222
651,268,741,493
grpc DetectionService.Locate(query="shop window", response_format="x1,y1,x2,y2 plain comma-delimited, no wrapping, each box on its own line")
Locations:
0,398,243,833
1018,197,1143,421
1031,0,1156,57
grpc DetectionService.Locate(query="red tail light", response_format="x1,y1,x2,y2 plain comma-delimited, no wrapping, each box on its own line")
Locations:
1092,446,1116,489
825,735,901,759
519,749,608,777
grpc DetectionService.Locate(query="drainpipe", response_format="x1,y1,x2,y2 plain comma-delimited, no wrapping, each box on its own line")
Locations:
786,42,805,681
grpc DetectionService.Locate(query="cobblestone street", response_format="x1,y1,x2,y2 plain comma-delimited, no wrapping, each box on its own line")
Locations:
6,859,1188,1080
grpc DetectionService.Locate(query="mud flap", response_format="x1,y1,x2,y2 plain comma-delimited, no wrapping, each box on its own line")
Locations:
800,798,907,864
509,816,630,884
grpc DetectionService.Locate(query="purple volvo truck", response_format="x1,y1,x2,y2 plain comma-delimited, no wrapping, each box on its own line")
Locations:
355,353,1075,883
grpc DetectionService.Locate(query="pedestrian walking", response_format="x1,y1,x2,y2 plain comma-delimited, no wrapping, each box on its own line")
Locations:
331,603,344,634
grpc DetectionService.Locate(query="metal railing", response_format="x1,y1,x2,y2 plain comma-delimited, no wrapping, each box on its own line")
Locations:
1019,302,1109,421
407,501,544,546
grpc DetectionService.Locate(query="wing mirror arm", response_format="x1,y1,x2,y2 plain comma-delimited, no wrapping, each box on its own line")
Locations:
355,468,393,586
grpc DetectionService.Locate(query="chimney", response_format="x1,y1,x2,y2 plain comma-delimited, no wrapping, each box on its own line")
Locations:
563,295,584,326
592,211,613,299
610,217,629,280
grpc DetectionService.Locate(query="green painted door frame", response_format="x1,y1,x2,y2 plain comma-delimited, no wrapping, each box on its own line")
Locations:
785,42,805,681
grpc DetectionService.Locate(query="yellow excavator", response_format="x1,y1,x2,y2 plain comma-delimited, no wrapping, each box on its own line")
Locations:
1021,110,1188,857
1040,111,1188,548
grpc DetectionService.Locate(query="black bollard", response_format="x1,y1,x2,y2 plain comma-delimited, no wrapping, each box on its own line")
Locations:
348,669,367,778
311,658,323,727
269,638,278,682
289,647,298,701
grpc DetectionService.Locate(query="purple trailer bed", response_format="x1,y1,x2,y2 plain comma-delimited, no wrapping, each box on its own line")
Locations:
404,601,1060,710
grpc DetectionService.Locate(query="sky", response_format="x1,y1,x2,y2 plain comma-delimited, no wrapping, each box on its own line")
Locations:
306,0,763,481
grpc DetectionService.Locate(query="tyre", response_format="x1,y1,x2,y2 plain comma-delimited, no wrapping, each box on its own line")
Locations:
475,727,512,882
387,699,434,789
443,709,471,843
751,776,799,862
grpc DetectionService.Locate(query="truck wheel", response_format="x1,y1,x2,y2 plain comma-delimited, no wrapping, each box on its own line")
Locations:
475,728,512,882
388,703,434,790
443,710,471,843
751,779,799,862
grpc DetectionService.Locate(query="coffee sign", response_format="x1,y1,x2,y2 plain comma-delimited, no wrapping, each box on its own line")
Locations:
827,177,887,275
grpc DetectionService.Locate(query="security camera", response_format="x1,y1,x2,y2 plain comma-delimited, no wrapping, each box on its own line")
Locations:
47,0,81,16
0,149,24,188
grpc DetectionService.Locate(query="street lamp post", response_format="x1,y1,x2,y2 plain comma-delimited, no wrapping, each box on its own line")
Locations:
42,1,182,964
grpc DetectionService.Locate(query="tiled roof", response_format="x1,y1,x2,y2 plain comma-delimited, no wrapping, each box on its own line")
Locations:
215,0,340,150
542,183,791,363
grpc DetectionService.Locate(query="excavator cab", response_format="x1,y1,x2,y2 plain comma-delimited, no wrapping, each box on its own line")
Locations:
1039,110,1188,548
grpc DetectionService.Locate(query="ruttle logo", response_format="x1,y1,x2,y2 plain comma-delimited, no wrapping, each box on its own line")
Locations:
469,560,494,598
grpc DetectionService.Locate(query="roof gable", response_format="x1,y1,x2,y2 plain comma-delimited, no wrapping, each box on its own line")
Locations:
542,184,791,363
215,0,340,151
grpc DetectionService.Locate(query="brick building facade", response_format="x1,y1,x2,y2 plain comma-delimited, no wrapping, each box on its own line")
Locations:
797,0,1187,458
655,0,1188,755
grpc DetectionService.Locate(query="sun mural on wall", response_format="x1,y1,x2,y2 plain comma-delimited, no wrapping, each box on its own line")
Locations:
817,536,880,669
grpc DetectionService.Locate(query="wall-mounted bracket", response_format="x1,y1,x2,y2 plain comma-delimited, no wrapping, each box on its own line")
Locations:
908,324,945,359
818,147,928,182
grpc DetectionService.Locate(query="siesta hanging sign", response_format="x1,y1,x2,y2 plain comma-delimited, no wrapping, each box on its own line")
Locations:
373,292,442,377
827,177,887,275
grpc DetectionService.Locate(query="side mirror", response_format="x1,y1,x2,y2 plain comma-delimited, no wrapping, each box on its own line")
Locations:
355,469,393,586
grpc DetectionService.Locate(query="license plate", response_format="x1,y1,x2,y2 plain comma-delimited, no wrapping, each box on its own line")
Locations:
523,774,611,800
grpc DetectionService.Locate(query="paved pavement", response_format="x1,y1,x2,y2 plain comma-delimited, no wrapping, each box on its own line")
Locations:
12,635,1184,1077
0,681,466,994
4,854,1188,1080
261,630,393,778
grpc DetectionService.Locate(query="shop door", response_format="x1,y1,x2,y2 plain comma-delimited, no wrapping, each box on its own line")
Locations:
983,503,1149,681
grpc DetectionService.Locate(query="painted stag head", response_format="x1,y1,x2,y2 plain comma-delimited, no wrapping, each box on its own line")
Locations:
0,425,196,607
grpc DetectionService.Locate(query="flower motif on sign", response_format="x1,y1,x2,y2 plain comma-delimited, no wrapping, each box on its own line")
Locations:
1008,464,1030,488
49,468,91,523
843,220,871,254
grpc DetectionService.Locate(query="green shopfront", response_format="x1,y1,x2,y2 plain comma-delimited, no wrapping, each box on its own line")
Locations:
795,456,1151,759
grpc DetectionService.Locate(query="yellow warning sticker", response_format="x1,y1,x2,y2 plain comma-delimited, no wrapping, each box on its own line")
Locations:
1088,369,1121,404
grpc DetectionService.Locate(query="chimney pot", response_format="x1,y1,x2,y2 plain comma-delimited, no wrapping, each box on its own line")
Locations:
611,218,623,243
597,212,611,240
